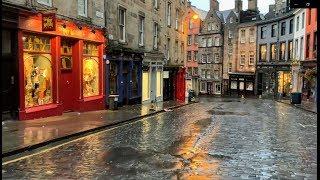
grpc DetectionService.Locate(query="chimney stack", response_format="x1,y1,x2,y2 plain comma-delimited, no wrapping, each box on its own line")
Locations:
235,0,243,13
210,0,219,11
248,0,258,12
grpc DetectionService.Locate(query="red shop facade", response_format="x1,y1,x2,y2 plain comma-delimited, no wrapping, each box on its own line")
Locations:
18,12,105,120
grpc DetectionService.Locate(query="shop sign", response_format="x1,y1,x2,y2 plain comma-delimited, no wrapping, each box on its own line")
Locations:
42,13,56,31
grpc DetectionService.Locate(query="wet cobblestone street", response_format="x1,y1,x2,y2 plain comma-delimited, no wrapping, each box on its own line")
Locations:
2,98,317,179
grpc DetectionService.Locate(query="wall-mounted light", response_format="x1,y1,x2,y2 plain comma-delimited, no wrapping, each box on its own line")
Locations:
78,26,82,30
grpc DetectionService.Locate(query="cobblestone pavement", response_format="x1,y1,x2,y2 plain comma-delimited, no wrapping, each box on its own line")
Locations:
2,100,186,154
2,98,317,179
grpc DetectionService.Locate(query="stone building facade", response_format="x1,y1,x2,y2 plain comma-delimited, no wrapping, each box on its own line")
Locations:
198,0,224,95
185,4,207,96
256,8,295,99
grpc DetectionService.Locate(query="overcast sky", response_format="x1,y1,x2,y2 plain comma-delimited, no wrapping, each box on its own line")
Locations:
189,0,274,14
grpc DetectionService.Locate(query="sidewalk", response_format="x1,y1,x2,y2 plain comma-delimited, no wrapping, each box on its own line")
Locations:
2,100,194,157
276,99,317,114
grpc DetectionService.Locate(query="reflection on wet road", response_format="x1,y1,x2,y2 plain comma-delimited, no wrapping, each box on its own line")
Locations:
2,98,317,179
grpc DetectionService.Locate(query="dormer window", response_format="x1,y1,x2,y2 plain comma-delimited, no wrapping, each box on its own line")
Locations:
230,17,234,23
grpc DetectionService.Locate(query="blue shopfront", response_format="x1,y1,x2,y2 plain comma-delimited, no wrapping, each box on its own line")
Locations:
106,52,142,107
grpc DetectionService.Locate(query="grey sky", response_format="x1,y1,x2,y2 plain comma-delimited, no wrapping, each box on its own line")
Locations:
189,0,274,14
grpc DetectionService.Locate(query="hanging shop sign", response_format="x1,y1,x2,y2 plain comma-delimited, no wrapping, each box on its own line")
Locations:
42,13,56,31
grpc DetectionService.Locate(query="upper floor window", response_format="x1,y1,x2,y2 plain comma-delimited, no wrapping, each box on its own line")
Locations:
228,30,233,38
289,19,293,34
201,54,207,63
314,31,317,58
175,9,179,30
201,37,207,47
308,9,311,25
296,16,300,32
153,22,158,49
259,44,267,61
37,0,52,6
306,34,310,58
288,41,293,60
240,52,245,65
194,51,198,61
270,43,277,61
187,35,192,45
214,37,220,46
167,3,171,26
207,23,212,31
279,42,286,61
78,0,88,17
214,53,220,63
249,51,255,65
194,35,198,44
249,28,255,43
302,12,305,29
207,37,213,47
138,16,145,46
187,51,192,61
119,7,126,42
230,17,234,23
153,0,158,9
240,29,246,43
271,24,277,37
281,22,286,36
261,26,266,39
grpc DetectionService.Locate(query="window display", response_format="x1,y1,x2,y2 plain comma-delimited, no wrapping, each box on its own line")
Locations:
83,58,99,97
83,42,100,97
24,53,53,108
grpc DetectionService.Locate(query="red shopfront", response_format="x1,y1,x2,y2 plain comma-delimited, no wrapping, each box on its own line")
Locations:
18,13,105,120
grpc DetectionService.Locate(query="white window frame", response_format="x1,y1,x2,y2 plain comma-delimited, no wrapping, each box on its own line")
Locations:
78,0,88,17
37,0,52,6
240,52,245,65
228,30,233,38
187,35,192,45
240,29,246,43
153,0,158,9
215,37,220,46
167,2,171,26
138,16,145,46
175,9,179,30
187,51,192,61
230,17,234,23
207,37,212,47
249,51,255,65
119,7,126,42
214,53,220,63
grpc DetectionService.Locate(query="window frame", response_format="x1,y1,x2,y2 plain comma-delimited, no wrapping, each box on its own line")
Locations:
280,22,286,36
259,44,267,61
78,0,88,17
138,16,145,46
119,7,126,43
37,0,52,6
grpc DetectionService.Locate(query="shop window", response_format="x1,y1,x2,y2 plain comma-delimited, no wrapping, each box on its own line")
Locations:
231,81,237,90
24,53,53,108
249,51,255,65
201,82,206,91
246,82,253,91
110,61,118,94
61,40,73,70
278,71,292,96
142,71,150,101
239,82,244,90
83,43,99,97
132,64,139,97
240,52,245,65
23,35,52,108
2,30,11,54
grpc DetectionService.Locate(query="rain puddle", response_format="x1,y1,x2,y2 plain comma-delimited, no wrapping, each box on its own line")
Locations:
207,110,249,116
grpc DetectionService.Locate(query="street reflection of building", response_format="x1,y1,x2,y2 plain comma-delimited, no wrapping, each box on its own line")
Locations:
185,4,207,97
2,0,106,120
256,2,294,99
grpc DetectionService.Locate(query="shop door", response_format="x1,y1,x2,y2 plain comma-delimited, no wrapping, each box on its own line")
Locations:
150,67,157,102
122,62,129,105
60,39,74,112
1,29,18,120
